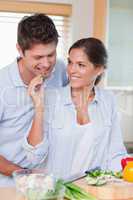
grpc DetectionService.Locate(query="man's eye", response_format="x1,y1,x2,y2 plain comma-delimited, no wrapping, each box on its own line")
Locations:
48,52,56,57
34,56,42,60
79,63,85,68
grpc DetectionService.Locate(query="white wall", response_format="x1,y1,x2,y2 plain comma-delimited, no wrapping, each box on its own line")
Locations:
108,0,133,142
111,89,133,142
71,0,94,42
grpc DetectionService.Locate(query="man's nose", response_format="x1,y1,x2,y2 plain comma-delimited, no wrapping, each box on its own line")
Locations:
40,57,50,68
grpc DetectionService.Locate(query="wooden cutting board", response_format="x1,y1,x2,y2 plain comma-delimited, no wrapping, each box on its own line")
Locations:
75,178,133,200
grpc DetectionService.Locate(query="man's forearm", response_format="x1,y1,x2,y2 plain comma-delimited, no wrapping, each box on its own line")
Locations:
27,107,44,146
0,155,22,176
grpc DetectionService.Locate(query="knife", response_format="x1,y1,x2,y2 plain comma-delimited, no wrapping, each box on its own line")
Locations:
63,166,102,183
63,171,87,183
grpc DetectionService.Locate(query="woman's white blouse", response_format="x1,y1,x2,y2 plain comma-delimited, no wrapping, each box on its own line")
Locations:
42,85,127,178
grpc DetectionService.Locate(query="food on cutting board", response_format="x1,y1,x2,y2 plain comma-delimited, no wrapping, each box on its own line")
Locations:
65,182,97,200
123,161,133,182
121,157,133,170
85,159,133,186
85,168,123,186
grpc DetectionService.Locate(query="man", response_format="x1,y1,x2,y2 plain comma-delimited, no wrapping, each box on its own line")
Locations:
0,13,68,186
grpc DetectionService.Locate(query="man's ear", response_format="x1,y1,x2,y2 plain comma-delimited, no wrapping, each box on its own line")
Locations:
16,43,24,58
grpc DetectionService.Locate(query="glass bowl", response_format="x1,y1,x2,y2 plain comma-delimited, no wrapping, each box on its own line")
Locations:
12,169,65,200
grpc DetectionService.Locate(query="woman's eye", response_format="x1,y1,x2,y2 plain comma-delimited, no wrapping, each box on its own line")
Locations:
68,60,72,64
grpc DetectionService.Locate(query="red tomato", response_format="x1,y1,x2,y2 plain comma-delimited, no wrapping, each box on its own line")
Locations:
121,157,133,170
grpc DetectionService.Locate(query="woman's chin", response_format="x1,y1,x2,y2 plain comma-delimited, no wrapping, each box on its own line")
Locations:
70,82,83,89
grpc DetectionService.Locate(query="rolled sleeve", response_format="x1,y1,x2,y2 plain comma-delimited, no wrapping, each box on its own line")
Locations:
22,136,49,167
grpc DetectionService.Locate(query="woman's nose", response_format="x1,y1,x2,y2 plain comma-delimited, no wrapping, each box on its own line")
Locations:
69,63,78,72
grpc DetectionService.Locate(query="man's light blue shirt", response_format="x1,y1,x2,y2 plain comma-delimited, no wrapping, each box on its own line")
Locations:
0,58,68,186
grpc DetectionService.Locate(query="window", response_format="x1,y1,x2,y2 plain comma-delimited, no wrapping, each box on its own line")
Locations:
107,0,133,88
0,10,71,68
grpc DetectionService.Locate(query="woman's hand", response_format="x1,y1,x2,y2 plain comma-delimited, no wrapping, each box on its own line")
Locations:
28,75,44,110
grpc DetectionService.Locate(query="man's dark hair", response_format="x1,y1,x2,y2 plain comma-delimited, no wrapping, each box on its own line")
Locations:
17,13,59,52
69,37,108,85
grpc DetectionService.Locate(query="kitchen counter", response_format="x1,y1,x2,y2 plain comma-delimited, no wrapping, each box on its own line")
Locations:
0,178,133,200
0,187,25,200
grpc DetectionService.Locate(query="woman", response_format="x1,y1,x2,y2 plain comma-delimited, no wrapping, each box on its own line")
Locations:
27,38,127,178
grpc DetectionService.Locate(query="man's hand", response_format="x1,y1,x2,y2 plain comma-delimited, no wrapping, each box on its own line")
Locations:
28,75,44,111
0,156,22,176
27,75,45,146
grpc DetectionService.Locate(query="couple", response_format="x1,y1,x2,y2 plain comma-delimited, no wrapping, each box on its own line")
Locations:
0,13,127,186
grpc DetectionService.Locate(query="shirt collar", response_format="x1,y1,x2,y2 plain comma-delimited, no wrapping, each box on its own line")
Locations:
9,58,27,87
62,85,99,105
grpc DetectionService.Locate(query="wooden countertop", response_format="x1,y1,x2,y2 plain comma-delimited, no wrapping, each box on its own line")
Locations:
0,178,133,200
0,187,25,200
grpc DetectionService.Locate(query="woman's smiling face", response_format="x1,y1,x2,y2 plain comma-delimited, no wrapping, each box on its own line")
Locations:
67,48,103,89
